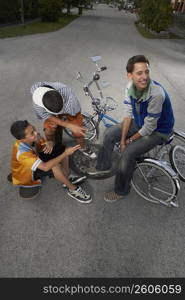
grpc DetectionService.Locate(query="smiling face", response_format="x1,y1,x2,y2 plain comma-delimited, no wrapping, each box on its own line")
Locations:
127,62,150,91
22,125,38,145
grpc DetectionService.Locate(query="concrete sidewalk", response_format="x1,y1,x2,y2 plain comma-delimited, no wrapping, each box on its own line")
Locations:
0,4,185,278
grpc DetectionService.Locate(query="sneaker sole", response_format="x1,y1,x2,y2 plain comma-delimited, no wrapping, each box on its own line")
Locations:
67,192,92,204
104,197,119,203
104,195,123,202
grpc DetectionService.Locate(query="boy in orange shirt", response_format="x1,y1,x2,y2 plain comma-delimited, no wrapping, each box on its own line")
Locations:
10,120,92,203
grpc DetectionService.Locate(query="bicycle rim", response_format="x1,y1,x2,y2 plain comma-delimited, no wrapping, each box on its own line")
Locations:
70,144,121,179
170,145,185,182
131,162,177,204
64,114,97,141
82,115,97,140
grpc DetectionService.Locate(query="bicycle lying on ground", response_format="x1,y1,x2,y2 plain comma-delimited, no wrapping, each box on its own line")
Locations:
68,56,185,207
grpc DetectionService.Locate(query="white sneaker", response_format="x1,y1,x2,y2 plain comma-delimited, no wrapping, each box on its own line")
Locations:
62,175,87,188
79,148,97,159
67,186,92,203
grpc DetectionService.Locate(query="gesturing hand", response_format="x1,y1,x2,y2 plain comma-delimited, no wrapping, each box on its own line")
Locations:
65,144,81,156
42,141,54,154
68,123,87,137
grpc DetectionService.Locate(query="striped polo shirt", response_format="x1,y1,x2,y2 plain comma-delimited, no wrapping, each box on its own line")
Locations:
31,81,81,120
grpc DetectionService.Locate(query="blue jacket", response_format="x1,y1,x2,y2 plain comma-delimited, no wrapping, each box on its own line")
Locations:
124,80,174,136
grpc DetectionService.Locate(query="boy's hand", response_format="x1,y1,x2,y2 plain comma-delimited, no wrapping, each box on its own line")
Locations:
65,145,81,156
42,141,54,154
67,123,87,137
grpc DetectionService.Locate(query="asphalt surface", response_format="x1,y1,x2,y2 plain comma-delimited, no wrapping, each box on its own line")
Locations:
0,4,185,278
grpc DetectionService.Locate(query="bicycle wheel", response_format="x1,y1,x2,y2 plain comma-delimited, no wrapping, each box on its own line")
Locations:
64,114,98,141
70,144,121,179
170,145,185,182
131,161,178,204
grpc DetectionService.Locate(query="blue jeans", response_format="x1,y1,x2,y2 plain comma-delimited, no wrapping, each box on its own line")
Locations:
96,120,164,195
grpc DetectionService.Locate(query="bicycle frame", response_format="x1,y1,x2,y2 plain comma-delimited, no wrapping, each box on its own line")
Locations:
97,112,119,128
81,58,119,130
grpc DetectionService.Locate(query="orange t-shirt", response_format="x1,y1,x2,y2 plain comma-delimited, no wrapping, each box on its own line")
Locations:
11,140,43,187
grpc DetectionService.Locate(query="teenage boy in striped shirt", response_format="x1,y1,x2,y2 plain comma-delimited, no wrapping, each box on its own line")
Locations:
31,81,96,159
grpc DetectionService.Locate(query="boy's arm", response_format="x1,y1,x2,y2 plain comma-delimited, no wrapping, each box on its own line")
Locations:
44,127,56,142
120,117,132,151
48,116,86,137
120,87,133,151
35,132,54,154
138,94,164,136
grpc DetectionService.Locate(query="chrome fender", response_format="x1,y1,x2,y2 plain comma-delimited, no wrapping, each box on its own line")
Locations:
173,130,185,139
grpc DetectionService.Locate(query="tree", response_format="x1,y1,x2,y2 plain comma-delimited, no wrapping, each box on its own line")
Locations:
0,0,20,23
134,0,142,9
24,0,39,19
38,0,63,22
152,0,173,33
20,0,25,24
64,0,89,15
63,0,72,14
0,0,39,24
139,0,173,32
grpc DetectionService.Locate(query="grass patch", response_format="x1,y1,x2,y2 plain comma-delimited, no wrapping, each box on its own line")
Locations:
135,21,180,39
0,14,79,38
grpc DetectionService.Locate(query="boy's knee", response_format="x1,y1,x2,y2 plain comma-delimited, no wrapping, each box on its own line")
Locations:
104,132,114,143
104,125,121,143
104,129,120,143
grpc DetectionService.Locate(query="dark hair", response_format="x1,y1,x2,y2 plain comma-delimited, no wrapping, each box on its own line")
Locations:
10,120,29,140
42,90,63,113
126,55,150,73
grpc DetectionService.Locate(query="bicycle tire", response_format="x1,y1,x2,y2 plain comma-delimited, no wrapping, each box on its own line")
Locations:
64,114,98,141
170,145,185,182
70,144,121,179
131,161,178,204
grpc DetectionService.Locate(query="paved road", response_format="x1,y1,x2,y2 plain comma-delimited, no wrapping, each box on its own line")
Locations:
0,4,185,277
